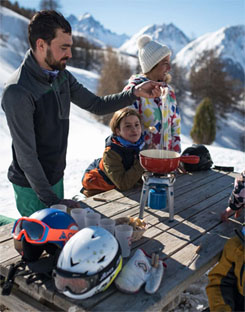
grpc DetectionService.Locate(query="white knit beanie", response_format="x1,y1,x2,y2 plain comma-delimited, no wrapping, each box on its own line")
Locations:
137,35,171,74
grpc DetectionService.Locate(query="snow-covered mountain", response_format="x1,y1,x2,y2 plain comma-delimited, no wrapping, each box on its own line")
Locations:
173,25,245,82
0,6,29,73
119,23,190,57
0,6,244,221
67,13,129,48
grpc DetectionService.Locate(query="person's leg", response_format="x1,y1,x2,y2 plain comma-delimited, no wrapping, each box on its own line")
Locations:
13,179,64,216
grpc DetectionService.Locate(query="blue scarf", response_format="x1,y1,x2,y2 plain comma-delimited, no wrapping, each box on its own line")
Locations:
115,135,145,150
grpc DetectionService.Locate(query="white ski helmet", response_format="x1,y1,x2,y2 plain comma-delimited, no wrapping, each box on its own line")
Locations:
53,226,122,299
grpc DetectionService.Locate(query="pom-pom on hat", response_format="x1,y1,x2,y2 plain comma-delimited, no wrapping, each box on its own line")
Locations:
137,35,171,74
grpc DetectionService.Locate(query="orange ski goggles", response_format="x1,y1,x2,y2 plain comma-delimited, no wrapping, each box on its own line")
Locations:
12,217,78,244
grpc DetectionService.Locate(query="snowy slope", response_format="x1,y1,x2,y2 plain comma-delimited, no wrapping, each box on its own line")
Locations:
0,7,244,220
119,23,190,57
0,6,29,71
173,25,245,81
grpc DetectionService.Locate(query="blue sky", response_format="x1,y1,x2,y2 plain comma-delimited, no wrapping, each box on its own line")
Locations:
11,0,245,39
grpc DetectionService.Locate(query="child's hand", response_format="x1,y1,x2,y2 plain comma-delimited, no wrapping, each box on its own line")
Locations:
221,207,233,222
234,208,243,219
177,162,187,174
147,142,157,149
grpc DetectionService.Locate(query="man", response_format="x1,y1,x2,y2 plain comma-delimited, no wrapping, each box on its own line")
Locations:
1,11,162,216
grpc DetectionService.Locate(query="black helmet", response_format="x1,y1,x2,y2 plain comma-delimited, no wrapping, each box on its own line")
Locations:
181,144,213,172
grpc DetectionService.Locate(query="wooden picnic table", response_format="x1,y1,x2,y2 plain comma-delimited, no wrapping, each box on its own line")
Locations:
0,169,243,311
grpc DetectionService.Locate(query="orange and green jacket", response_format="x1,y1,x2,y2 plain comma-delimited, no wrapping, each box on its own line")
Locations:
82,135,145,194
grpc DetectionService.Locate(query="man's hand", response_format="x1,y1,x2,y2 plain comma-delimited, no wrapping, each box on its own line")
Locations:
133,81,163,98
59,199,81,208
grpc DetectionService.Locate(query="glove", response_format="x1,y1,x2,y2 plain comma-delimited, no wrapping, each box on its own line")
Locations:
115,249,166,294
145,253,165,294
115,249,152,293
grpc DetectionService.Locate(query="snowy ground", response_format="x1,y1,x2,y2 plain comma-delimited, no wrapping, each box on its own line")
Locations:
0,64,242,312
0,7,244,310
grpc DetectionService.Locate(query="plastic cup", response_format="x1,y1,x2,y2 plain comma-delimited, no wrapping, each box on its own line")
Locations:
115,224,133,258
85,211,101,227
71,208,86,229
50,204,67,213
100,218,116,235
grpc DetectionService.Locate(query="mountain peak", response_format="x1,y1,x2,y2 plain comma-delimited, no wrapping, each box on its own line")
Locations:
119,22,190,56
79,12,96,23
82,12,92,19
67,12,129,48
174,24,245,82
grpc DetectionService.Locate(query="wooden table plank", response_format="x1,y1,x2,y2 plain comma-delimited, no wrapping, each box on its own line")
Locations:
92,217,243,312
0,170,240,312
0,222,14,242
0,239,19,263
138,195,231,259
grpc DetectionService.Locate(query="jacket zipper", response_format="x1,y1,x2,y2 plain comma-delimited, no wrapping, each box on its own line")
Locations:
51,83,63,118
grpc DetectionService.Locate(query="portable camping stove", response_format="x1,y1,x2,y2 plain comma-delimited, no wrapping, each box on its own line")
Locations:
139,171,176,221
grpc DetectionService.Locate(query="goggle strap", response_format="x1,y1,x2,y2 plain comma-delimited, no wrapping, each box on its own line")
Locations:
18,228,78,243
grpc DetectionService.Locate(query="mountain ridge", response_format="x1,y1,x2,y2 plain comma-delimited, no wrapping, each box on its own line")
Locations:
119,22,190,57
173,25,245,82
67,12,129,48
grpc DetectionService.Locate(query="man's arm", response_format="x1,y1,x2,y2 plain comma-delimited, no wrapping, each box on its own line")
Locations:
2,85,60,207
68,72,162,115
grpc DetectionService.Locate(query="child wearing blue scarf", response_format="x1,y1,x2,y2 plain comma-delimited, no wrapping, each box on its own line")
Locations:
81,108,145,197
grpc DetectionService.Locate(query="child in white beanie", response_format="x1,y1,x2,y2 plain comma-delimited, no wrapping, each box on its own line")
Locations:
124,35,181,152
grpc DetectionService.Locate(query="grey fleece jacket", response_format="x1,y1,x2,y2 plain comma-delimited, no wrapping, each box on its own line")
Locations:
1,50,137,207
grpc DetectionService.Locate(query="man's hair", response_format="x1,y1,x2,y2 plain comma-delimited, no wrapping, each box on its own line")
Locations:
109,107,142,135
28,10,71,50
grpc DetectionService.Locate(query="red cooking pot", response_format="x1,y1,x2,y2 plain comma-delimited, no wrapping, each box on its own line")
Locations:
139,150,200,174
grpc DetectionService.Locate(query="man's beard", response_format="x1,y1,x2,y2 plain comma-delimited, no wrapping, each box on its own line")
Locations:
45,47,68,71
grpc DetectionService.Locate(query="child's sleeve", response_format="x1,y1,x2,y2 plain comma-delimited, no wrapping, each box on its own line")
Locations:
123,76,143,110
206,237,238,312
102,149,144,191
170,89,181,153
228,171,245,210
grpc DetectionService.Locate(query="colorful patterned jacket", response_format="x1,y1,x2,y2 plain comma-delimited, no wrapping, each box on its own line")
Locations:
124,75,181,152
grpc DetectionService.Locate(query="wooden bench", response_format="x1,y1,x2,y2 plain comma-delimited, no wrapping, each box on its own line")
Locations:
0,169,243,311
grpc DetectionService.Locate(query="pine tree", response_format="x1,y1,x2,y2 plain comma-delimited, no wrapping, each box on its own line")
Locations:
190,97,216,145
190,50,237,118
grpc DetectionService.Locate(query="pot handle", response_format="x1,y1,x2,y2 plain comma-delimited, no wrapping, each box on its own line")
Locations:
180,155,200,164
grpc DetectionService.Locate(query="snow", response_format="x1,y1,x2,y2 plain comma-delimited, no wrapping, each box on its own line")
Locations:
0,6,244,221
174,25,245,81
119,23,190,57
0,7,244,311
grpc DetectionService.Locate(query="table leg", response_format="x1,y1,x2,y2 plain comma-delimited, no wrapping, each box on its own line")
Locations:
139,183,150,219
167,185,174,222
